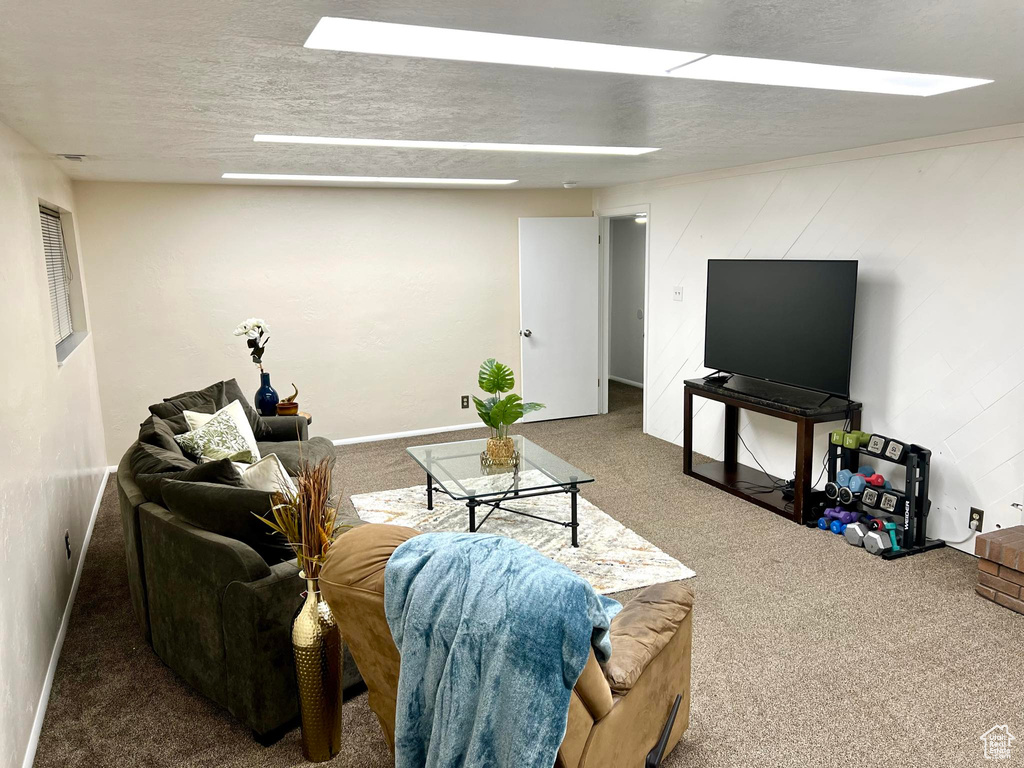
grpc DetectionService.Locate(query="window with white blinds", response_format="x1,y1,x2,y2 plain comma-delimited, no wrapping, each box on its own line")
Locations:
40,206,74,345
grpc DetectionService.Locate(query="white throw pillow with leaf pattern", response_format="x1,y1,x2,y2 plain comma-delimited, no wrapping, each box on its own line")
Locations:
175,400,261,463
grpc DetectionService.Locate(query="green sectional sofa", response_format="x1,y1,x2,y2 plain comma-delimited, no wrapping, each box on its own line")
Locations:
116,379,362,741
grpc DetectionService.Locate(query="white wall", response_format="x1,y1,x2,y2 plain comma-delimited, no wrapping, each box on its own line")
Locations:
595,124,1024,553
0,121,107,768
72,182,593,462
609,218,645,386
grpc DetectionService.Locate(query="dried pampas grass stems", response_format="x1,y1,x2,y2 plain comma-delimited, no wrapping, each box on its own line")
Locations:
259,457,338,579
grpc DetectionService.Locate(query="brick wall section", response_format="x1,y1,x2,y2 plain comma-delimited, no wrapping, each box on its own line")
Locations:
976,526,1024,616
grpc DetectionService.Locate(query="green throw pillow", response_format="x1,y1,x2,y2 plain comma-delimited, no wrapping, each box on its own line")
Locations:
135,459,242,506
160,480,295,565
174,401,260,463
130,442,196,477
138,415,182,454
153,379,270,439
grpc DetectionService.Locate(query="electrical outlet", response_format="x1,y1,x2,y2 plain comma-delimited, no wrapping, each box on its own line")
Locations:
969,507,984,534
672,286,683,302
461,395,470,409
64,530,72,560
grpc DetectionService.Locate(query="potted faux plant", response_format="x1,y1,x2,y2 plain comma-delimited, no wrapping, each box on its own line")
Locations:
472,358,544,466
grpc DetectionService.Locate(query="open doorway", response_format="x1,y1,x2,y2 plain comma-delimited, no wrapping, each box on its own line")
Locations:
600,211,647,430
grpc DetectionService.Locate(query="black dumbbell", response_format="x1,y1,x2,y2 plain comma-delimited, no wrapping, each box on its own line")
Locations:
861,487,881,509
879,491,900,513
866,433,906,462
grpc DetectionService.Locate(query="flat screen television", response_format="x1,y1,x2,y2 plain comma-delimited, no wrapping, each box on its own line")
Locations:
704,259,858,398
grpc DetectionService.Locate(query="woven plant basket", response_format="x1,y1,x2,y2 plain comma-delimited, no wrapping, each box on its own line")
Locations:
483,437,519,468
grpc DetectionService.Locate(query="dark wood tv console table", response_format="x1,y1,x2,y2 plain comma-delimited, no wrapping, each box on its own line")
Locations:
683,377,862,524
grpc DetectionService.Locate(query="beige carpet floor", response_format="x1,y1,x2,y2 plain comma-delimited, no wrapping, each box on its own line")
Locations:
34,382,1024,767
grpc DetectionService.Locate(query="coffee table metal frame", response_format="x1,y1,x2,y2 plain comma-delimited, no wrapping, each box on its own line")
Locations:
411,442,592,548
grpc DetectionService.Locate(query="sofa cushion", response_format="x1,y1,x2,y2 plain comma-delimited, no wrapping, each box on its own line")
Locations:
135,459,243,506
256,436,335,477
138,415,182,454
130,442,197,478
160,480,294,565
150,390,217,421
236,454,297,495
153,379,270,440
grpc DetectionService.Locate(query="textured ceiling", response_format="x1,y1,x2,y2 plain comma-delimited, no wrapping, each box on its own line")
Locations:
1,0,1022,188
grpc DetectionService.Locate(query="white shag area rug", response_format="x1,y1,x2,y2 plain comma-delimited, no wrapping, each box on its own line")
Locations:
351,478,695,595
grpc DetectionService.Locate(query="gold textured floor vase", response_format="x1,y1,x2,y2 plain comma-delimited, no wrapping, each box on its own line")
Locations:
292,573,343,762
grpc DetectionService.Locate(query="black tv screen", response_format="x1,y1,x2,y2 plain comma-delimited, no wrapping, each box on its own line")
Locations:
704,259,858,397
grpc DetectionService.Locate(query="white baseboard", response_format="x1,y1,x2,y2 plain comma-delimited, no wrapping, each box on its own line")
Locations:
21,467,109,768
609,375,644,389
333,422,485,447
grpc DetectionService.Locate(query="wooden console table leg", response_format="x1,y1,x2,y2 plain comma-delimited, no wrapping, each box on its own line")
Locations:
683,388,694,474
724,404,739,472
793,418,815,523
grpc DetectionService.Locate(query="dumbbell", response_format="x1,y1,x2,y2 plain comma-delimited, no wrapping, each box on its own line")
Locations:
847,474,868,496
866,433,907,462
843,430,870,450
829,508,861,534
844,515,875,547
862,487,881,509
825,469,854,501
830,430,870,450
818,506,842,531
842,467,876,502
878,491,900,513
864,521,901,556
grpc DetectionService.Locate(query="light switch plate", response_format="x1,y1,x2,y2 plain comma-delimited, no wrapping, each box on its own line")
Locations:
672,286,683,301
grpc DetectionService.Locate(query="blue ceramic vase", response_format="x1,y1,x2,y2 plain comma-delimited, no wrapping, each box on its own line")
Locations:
255,371,280,416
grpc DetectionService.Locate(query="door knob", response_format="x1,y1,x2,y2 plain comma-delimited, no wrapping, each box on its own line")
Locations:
520,329,532,338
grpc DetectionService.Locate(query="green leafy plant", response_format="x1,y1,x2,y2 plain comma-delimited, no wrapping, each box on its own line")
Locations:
472,358,544,440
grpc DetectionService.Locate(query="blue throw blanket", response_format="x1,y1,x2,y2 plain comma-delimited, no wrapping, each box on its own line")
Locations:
384,532,621,768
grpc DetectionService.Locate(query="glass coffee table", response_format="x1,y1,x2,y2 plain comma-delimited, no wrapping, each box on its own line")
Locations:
406,435,594,547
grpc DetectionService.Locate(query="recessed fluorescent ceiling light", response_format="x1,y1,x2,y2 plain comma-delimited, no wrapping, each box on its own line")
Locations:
253,135,659,156
667,55,992,96
304,18,991,96
304,17,703,76
221,173,517,185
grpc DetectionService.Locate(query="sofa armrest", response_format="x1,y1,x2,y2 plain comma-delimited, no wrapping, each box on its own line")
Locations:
574,648,615,720
262,415,308,442
139,504,272,705
602,581,695,695
223,560,305,734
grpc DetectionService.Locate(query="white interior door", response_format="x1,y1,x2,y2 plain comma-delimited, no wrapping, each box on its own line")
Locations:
519,217,600,421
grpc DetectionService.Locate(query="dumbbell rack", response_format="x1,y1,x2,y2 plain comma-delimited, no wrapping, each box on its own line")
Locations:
825,439,945,560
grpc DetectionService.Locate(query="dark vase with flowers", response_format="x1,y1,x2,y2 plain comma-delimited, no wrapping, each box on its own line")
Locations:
233,318,280,416
255,371,279,416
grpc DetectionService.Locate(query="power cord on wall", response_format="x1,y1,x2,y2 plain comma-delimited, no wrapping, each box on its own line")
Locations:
943,503,1023,544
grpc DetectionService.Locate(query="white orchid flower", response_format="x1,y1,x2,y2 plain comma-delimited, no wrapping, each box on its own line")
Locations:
233,317,269,338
